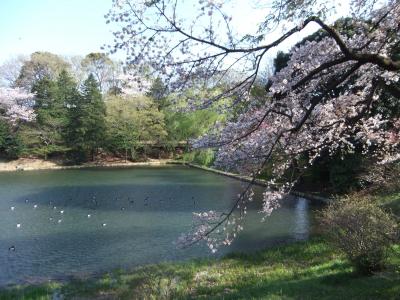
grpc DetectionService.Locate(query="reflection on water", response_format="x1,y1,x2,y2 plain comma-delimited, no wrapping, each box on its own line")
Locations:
0,166,311,286
293,197,310,240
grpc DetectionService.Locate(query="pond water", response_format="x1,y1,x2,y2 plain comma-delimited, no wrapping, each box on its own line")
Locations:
0,165,310,286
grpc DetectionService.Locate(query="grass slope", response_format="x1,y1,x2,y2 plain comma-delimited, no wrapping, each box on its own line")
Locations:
1,237,399,300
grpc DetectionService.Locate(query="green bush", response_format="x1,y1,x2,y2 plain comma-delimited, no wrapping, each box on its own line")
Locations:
321,194,398,274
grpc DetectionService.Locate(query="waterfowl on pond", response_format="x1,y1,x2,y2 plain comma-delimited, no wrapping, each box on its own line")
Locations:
10,206,15,211
16,223,21,228
102,223,107,227
60,210,64,214
8,245,15,251
87,214,91,218
33,204,38,209
57,219,62,223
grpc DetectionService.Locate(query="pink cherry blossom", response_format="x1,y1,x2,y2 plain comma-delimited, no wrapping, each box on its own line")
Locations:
0,87,35,124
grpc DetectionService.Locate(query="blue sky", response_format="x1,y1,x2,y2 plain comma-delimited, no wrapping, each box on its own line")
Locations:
0,0,114,62
0,0,348,65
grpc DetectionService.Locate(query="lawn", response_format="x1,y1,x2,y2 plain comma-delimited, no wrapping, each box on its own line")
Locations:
1,236,399,300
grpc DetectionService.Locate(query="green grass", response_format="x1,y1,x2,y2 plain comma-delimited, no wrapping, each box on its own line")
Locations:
1,237,399,300
376,191,400,216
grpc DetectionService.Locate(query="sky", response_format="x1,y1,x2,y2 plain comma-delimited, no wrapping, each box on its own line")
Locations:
0,0,114,63
0,0,349,65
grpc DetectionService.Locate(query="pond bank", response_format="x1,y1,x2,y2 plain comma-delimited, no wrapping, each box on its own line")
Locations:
0,158,177,172
185,162,331,204
1,237,399,299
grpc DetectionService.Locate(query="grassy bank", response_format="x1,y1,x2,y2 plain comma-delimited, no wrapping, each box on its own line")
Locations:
1,236,399,300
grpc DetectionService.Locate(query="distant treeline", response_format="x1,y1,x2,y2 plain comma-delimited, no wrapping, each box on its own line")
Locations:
0,52,223,163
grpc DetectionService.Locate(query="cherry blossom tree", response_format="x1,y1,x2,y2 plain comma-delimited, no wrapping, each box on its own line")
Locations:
0,87,35,124
118,71,152,97
0,55,26,87
106,0,400,251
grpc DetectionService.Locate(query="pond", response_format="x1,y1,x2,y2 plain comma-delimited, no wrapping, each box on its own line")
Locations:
0,165,311,286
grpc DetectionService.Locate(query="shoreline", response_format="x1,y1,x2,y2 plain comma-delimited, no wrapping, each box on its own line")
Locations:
186,162,331,204
0,158,181,172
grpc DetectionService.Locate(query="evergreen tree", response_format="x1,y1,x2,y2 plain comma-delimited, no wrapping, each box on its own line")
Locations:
27,70,77,159
0,119,23,159
67,74,106,161
32,76,57,124
146,77,168,111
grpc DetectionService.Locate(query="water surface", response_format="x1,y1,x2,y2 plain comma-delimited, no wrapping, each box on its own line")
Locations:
0,166,310,286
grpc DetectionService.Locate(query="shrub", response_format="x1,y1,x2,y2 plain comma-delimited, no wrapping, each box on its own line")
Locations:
321,194,398,274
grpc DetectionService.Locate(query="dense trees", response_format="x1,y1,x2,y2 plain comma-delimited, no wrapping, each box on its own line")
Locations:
0,51,221,162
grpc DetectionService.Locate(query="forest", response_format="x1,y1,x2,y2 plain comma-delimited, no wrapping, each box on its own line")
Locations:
0,51,223,164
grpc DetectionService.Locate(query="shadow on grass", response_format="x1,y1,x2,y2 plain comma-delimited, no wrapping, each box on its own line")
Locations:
0,283,59,300
1,237,399,300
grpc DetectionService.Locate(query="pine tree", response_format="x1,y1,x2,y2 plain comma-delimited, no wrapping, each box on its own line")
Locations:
29,71,77,159
67,74,106,161
32,76,57,125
